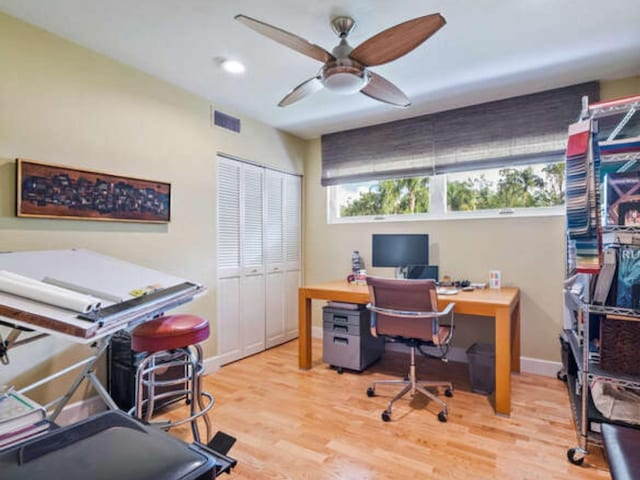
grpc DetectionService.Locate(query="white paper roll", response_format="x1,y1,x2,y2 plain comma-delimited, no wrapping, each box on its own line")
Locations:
0,271,101,313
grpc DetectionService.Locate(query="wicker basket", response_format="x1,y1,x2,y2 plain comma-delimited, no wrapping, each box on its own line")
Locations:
599,315,640,376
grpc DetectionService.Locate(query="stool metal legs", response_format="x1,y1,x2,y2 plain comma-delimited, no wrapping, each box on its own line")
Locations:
131,344,214,442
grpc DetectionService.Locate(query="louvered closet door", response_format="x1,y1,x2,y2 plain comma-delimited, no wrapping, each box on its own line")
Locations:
265,170,286,348
283,173,301,341
240,163,266,356
216,157,242,363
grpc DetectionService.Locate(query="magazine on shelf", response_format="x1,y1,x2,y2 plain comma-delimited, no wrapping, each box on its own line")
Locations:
616,245,640,309
604,171,640,226
0,390,46,436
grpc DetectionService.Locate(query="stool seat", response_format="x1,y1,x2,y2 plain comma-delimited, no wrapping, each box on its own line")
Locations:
132,314,210,353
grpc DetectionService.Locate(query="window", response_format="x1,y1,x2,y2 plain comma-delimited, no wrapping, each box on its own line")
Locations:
447,162,565,211
328,160,564,222
334,177,430,218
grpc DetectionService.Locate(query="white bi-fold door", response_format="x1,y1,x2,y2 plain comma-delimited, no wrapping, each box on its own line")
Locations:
217,156,301,365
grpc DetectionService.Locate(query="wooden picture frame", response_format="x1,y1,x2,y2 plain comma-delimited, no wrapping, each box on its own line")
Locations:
16,159,171,223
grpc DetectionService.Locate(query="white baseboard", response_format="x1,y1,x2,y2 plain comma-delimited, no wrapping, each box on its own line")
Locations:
520,356,562,377
203,355,223,374
312,326,559,377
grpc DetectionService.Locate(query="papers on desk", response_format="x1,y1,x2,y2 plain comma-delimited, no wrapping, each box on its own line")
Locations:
436,287,458,295
0,271,101,313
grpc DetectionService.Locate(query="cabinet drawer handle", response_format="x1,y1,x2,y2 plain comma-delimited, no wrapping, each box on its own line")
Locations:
333,325,348,333
333,336,348,345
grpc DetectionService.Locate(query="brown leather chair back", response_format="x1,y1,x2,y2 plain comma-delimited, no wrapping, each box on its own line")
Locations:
366,276,439,341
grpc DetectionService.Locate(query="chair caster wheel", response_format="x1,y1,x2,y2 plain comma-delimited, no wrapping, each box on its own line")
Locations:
381,410,391,422
366,387,375,397
437,411,447,422
567,447,585,466
336,367,344,374
444,387,453,397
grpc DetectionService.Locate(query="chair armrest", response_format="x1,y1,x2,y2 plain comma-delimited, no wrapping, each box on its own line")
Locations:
440,302,454,316
367,302,455,319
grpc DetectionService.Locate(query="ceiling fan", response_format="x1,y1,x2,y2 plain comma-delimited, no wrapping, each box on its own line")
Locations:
234,13,446,108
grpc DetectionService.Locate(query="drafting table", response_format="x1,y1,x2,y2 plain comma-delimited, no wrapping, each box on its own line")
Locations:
0,249,206,420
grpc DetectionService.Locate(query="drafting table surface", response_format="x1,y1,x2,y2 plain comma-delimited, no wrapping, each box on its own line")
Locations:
0,249,204,343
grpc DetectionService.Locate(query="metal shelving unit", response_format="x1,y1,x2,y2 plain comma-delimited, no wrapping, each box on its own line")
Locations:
564,94,640,466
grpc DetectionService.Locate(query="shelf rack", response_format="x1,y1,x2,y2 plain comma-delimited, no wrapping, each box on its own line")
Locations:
564,94,640,467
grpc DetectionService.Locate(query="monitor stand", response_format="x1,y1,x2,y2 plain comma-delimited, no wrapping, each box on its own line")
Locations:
395,266,407,279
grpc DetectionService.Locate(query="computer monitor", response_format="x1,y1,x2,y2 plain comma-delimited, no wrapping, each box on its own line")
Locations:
406,265,439,281
371,234,429,271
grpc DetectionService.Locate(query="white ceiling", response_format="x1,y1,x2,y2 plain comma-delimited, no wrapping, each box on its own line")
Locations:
1,0,639,139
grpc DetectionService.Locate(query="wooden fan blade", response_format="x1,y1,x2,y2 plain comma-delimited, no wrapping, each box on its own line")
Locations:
350,13,445,66
279,76,324,107
360,72,410,108
235,14,334,64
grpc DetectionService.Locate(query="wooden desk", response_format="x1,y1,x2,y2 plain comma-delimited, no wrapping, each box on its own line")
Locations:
298,281,521,416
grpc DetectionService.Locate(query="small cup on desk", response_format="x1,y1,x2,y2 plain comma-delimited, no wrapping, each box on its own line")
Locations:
489,270,501,289
355,270,367,285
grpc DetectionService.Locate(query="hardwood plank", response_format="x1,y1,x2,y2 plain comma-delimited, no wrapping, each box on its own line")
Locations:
164,339,609,479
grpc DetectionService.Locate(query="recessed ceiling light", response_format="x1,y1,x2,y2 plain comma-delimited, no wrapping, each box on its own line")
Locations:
221,59,245,74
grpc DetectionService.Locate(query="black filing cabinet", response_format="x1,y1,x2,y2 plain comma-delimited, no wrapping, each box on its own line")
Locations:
322,305,384,372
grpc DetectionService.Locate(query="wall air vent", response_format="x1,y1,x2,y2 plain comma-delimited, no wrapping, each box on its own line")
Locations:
213,110,241,133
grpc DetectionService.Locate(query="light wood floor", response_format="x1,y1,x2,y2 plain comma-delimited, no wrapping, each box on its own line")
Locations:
167,339,609,479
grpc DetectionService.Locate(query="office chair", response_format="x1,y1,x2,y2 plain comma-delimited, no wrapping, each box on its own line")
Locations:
365,276,455,422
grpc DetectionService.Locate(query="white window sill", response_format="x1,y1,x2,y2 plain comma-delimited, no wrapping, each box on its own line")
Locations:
328,206,565,224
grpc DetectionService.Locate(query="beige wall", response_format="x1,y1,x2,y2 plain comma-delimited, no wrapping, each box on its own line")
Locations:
601,76,640,99
303,76,640,364
0,13,305,402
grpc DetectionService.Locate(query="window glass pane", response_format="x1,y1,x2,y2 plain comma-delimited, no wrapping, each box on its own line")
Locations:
446,162,565,211
336,177,431,218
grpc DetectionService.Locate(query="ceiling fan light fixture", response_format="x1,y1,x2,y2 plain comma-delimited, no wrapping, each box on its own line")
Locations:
321,60,370,95
323,72,368,94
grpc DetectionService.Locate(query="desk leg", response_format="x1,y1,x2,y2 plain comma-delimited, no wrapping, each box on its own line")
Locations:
495,306,511,416
511,299,521,374
298,290,312,369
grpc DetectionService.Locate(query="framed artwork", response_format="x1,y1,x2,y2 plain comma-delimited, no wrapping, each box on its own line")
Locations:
16,159,171,223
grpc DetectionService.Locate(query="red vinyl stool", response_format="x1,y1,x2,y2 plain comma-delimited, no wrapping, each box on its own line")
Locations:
129,314,214,442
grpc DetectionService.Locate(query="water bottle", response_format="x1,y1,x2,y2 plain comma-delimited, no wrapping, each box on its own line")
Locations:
351,250,362,273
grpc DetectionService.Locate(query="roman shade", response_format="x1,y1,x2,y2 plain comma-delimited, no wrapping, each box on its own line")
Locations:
321,81,600,186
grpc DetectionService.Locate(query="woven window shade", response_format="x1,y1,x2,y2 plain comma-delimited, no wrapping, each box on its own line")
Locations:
321,82,599,186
